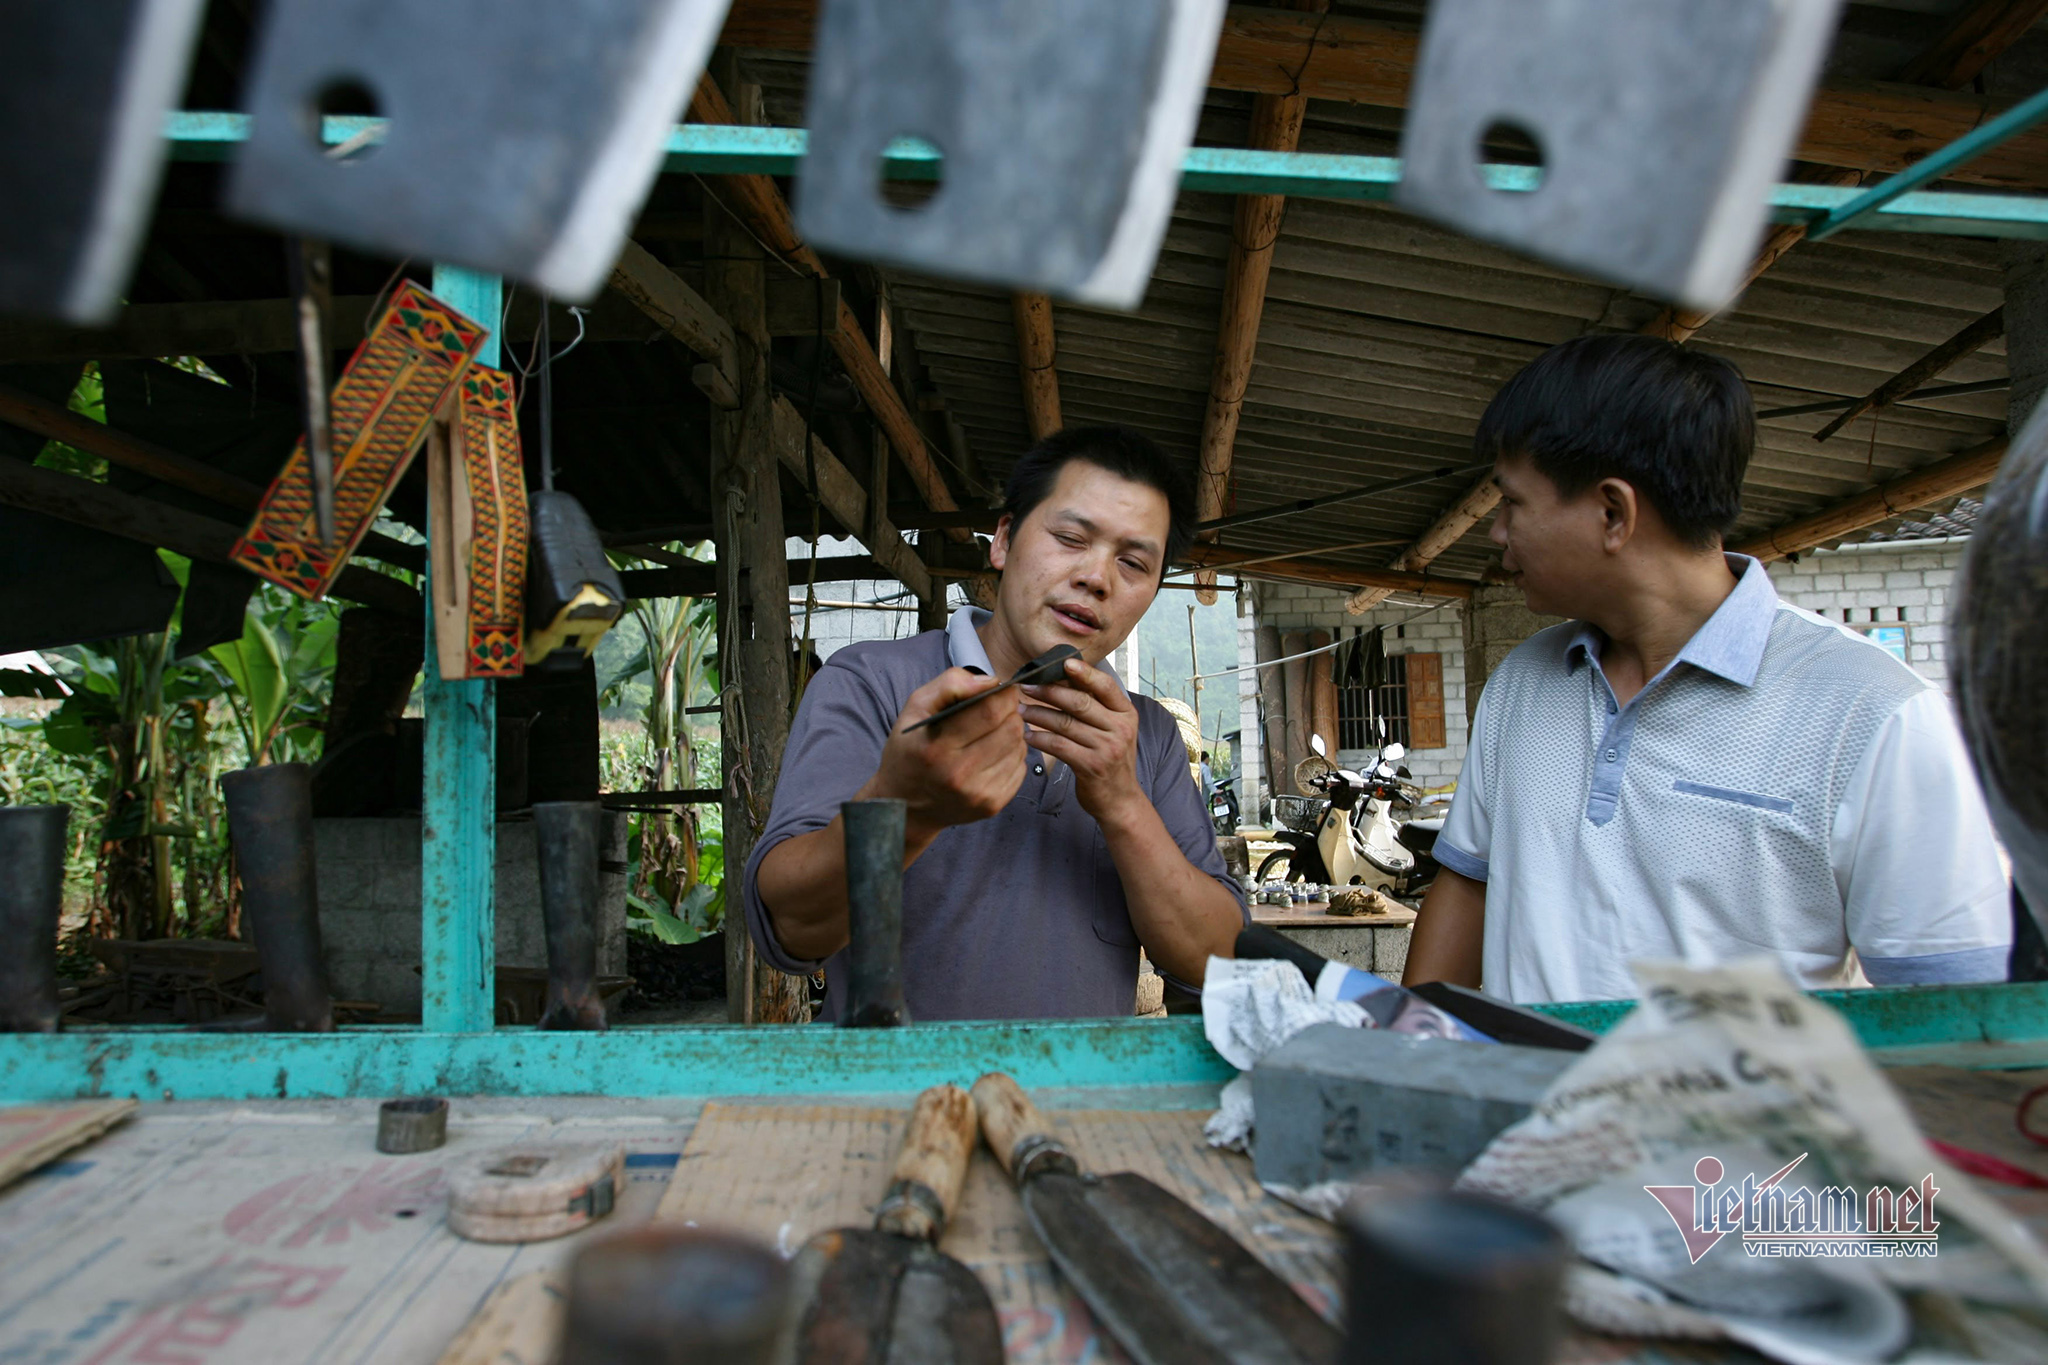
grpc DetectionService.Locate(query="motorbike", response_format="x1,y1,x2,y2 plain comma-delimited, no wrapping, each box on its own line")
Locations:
1256,736,1416,894
1207,775,1240,835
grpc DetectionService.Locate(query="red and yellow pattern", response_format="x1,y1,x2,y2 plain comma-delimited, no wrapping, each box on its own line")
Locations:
454,365,528,679
232,282,486,600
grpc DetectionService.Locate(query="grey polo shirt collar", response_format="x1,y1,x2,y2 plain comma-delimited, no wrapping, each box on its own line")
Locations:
1564,554,1777,826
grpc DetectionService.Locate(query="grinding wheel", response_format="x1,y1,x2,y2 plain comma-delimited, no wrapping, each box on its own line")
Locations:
447,1142,623,1243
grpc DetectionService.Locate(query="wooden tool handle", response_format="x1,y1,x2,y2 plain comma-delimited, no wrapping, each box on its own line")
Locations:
873,1084,977,1241
971,1072,1071,1182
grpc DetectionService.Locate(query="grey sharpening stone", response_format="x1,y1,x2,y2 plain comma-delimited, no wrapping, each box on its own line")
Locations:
1251,1024,1578,1187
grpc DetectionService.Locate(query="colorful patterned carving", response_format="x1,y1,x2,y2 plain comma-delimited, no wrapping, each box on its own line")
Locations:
232,282,486,600
452,365,527,679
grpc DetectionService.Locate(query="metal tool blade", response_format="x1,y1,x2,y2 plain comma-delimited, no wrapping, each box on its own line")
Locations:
900,644,1080,734
794,1229,1004,1365
0,0,207,323
796,0,1226,309
1021,1171,1338,1365
226,0,730,301
283,236,336,546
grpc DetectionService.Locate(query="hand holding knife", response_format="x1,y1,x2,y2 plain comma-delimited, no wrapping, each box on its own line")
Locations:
900,644,1082,735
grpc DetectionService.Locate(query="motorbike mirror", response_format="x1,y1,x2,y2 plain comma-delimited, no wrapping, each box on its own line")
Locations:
1310,734,1327,758
1382,742,1406,762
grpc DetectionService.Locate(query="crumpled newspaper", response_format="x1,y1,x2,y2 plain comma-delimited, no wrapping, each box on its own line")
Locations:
1200,956,1364,1150
1453,958,2048,1364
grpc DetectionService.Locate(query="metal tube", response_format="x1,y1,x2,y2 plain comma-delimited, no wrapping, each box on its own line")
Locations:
1807,84,2048,241
841,798,909,1028
0,805,67,1033
534,800,606,1030
220,763,335,1032
558,1226,792,1365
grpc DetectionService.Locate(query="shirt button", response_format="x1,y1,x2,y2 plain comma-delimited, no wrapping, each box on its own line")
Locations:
1033,764,1045,775
1604,748,1618,763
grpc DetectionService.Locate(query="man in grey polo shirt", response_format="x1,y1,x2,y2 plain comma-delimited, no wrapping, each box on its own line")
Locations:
1404,334,2009,1003
744,426,1247,1021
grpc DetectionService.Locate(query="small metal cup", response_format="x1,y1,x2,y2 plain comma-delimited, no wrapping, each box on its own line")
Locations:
1341,1188,1567,1365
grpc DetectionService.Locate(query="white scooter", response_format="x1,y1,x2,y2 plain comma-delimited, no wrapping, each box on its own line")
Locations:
1257,736,1416,893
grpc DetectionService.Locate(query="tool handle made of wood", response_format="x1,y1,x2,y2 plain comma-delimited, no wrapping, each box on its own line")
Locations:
873,1083,977,1241
971,1072,1069,1181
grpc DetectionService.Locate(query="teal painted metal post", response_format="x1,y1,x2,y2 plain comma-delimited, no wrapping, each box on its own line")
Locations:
421,265,501,1033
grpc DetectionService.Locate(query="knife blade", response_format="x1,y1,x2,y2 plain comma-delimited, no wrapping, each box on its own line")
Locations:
972,1072,1339,1365
899,644,1081,735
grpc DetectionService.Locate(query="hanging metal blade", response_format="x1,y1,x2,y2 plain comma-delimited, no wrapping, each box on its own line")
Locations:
795,1230,1003,1365
283,235,336,546
1020,1171,1339,1365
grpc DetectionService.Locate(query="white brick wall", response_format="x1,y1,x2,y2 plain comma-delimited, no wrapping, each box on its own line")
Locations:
1763,537,1967,689
1244,582,1470,810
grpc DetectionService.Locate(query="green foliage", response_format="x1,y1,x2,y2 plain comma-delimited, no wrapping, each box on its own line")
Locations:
200,584,342,766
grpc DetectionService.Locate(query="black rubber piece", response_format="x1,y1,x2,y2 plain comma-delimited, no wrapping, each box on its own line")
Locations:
220,763,334,1032
0,804,68,1033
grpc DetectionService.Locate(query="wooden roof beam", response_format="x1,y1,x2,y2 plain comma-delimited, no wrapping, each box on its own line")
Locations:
1185,542,1473,598
717,2,2048,188
1010,292,1062,441
687,71,973,542
1732,434,2007,561
0,456,417,615
1338,473,1500,615
1897,0,2048,89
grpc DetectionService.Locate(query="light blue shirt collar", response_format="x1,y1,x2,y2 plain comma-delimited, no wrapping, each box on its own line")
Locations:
944,605,1127,690
1567,554,1778,689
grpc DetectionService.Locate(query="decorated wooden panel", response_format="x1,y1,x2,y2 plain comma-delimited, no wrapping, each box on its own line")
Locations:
452,365,527,679
1406,650,1446,750
232,281,486,600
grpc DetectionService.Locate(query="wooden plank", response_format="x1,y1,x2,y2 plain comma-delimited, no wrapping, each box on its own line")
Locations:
765,274,842,336
432,1270,566,1365
1010,291,1062,441
0,1099,137,1190
717,1,2048,187
1732,434,2008,561
1405,650,1446,750
607,237,736,378
0,455,418,614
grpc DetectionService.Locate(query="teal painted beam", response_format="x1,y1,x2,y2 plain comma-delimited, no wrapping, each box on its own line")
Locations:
419,265,500,1035
0,1019,1236,1102
161,114,2048,240
0,982,2042,1102
1806,83,2048,242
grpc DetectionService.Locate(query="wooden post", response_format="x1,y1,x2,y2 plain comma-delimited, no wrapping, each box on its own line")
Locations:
705,105,810,1025
421,264,498,1034
917,530,948,631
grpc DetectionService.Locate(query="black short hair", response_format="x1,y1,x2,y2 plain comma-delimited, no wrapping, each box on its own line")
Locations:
1474,334,1752,548
1000,425,1196,574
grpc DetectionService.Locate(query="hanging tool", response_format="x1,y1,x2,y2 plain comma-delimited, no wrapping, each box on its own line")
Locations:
1396,0,1842,310
791,1084,1003,1364
0,0,207,323
900,643,1080,735
972,1072,1340,1365
284,236,337,545
226,0,733,300
840,798,910,1027
524,298,624,670
797,0,1227,309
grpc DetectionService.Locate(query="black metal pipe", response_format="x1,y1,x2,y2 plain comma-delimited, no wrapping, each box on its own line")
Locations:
0,805,68,1033
1341,1189,1567,1365
220,763,334,1032
558,1226,792,1365
1755,376,2009,421
840,798,908,1028
534,800,607,1030
1194,461,1492,536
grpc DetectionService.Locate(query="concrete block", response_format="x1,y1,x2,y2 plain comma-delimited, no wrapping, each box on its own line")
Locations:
1884,570,1923,590
1923,568,1955,589
1251,1025,1578,1185
1844,571,1885,591
1806,573,1844,593
1371,924,1412,978
1891,588,1930,608
1852,591,1891,609
1900,553,1942,571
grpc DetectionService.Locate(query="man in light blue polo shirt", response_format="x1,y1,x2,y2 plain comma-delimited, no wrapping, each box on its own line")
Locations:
1403,334,2009,1003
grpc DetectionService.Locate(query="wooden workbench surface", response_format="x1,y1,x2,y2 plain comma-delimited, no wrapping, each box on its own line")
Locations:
2,1068,2044,1364
1250,902,1417,928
